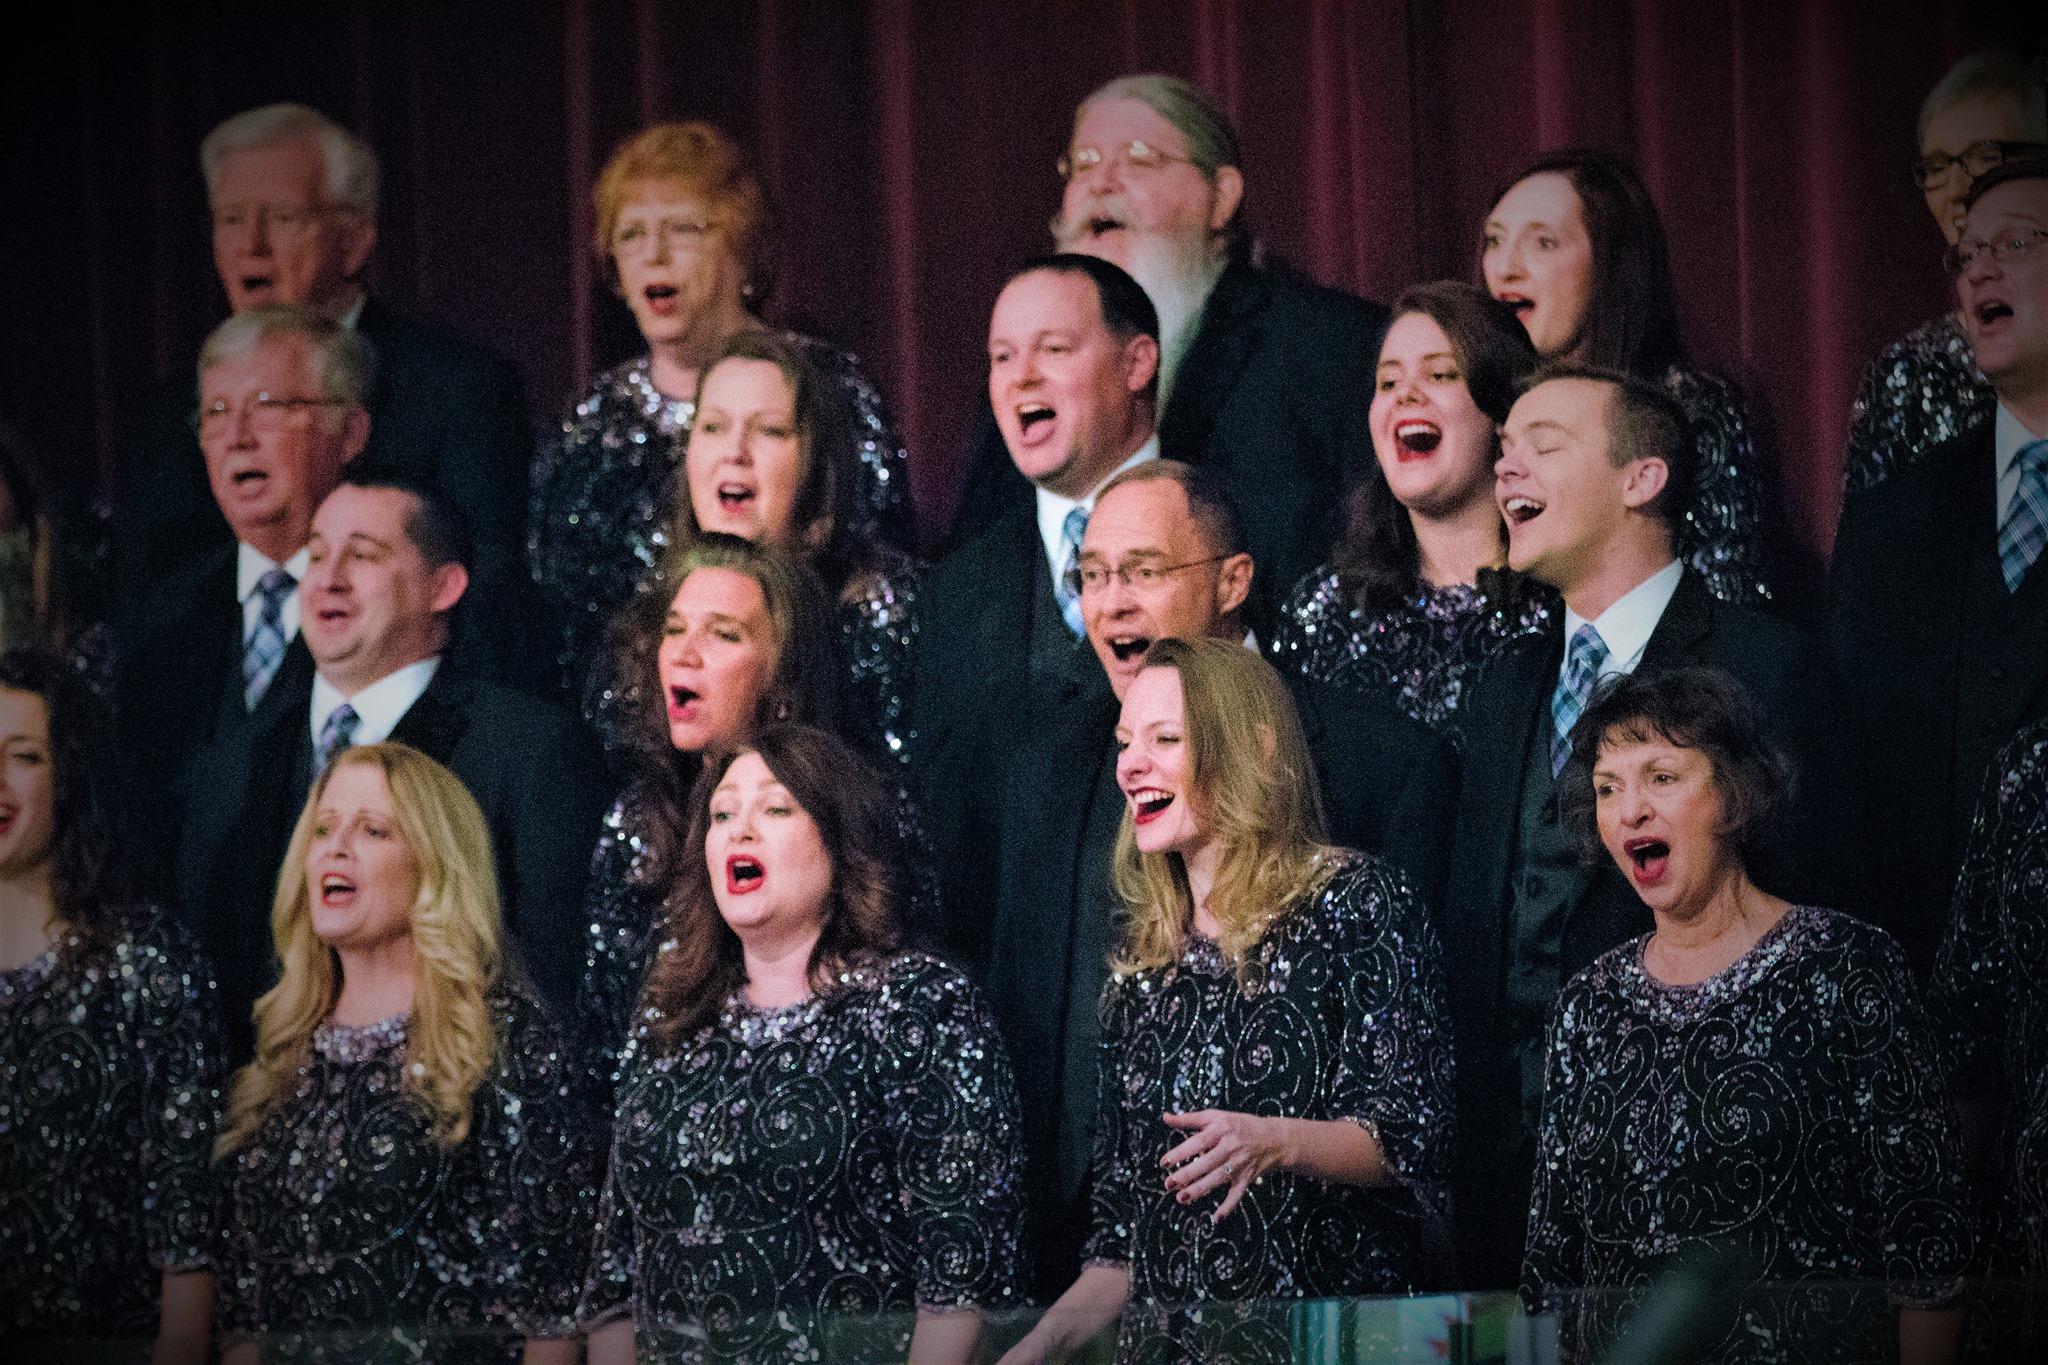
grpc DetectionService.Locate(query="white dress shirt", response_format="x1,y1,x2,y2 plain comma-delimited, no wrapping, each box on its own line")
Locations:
1995,403,2046,529
1033,435,1162,587
309,657,441,752
1559,559,1685,687
237,543,311,645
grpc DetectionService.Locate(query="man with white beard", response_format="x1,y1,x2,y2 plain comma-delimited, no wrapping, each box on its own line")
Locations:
950,73,1389,630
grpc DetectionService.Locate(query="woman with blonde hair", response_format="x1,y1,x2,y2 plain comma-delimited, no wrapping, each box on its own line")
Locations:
1005,638,1455,1364
529,120,912,719
214,743,599,1364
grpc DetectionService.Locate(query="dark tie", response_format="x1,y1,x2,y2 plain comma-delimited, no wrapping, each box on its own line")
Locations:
315,703,360,774
1997,438,2048,592
243,568,297,710
1550,624,1611,777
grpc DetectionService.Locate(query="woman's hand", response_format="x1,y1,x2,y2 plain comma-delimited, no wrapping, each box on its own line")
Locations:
1161,1109,1290,1221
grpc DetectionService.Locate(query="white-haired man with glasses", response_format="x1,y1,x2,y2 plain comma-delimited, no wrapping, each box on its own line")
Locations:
1831,153,2048,975
950,73,1390,632
120,103,533,682
115,305,368,878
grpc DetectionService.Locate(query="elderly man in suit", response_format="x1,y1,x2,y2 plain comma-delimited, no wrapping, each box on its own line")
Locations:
120,102,532,678
950,73,1387,629
115,305,366,885
1444,364,1857,1287
1832,154,2048,976
983,456,1457,1294
175,468,611,1062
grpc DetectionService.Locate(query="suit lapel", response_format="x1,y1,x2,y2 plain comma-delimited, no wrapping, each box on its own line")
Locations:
1637,570,1714,674
389,668,471,764
1158,261,1266,461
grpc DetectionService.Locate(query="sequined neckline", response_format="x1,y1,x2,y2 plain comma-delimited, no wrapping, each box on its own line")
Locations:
1412,578,1487,612
0,939,62,1000
720,957,900,1045
313,1010,412,1063
1626,904,1814,1014
619,356,697,430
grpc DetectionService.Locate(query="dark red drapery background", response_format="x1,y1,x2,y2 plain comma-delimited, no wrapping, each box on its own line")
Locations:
2,0,2033,568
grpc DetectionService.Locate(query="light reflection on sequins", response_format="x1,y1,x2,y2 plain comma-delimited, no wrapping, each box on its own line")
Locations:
1525,906,1972,1363
578,953,1025,1362
1844,312,1993,498
216,994,601,1364
1083,855,1453,1364
0,915,223,1341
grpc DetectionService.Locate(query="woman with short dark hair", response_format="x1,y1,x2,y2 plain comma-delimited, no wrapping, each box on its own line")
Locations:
579,725,1025,1363
1481,151,1776,608
1525,667,1971,1363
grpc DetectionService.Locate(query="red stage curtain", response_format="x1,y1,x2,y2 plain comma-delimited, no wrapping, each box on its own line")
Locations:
1,0,2024,567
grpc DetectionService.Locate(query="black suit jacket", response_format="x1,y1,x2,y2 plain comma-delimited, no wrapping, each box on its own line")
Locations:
1441,569,1857,1285
117,296,535,681
173,661,613,1062
948,259,1388,629
906,505,1115,970
1829,424,2048,970
111,542,315,890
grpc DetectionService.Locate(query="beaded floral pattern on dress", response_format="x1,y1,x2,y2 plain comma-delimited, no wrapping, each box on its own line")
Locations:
1844,312,1993,498
528,340,912,714
1083,854,1453,1364
579,952,1025,1361
1661,364,1775,609
1269,571,1554,744
0,914,223,1340
1524,905,1972,1363
216,993,601,1364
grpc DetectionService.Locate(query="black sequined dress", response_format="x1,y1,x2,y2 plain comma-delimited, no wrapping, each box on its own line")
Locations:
1844,312,1993,498
1933,721,2048,1309
1661,364,1776,609
216,993,601,1363
1082,854,1454,1364
0,914,223,1344
1524,906,1972,1363
1269,573,1554,743
528,341,913,712
578,952,1027,1361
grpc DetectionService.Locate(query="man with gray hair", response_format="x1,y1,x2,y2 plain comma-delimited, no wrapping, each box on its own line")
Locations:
120,103,533,679
950,73,1390,630
115,304,370,876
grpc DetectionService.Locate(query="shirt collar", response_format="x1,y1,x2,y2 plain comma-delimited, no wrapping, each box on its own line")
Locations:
310,656,441,749
1035,432,1162,573
1562,559,1684,677
338,293,367,331
237,542,312,601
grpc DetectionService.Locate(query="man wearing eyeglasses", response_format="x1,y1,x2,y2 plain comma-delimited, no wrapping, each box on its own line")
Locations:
1831,154,2048,975
948,73,1388,632
979,457,1454,1295
119,103,533,685
114,306,367,879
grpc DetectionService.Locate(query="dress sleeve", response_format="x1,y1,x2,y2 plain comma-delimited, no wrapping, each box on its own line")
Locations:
1325,862,1454,1221
1837,934,1974,1309
479,998,606,1340
1520,977,1597,1317
575,795,661,1079
576,1032,642,1334
1080,971,1138,1266
1666,366,1776,610
817,343,916,552
1265,566,1339,688
1930,730,2043,1091
131,921,227,1274
877,961,1028,1311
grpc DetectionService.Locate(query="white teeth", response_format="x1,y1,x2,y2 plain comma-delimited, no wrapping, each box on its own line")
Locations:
1504,496,1544,522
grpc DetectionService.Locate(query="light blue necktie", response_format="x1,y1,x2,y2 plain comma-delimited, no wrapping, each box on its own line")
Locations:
1550,625,1610,777
1997,439,2048,593
1056,505,1090,638
315,703,360,775
242,568,296,710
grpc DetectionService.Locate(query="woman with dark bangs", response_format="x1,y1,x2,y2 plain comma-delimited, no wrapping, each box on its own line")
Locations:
0,647,223,1361
579,724,1025,1363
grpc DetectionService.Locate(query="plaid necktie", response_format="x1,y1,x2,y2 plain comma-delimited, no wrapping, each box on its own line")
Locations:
315,703,360,775
1551,624,1610,777
1997,439,2048,593
1056,505,1090,638
243,568,297,710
